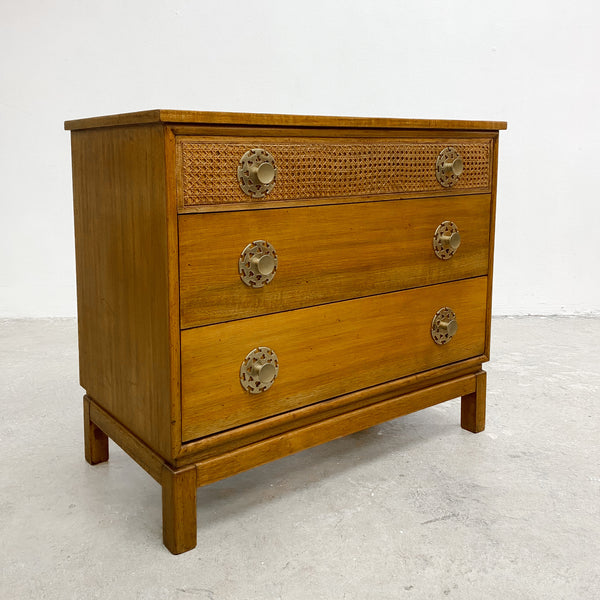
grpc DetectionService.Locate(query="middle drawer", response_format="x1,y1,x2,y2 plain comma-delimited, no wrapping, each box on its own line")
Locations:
179,194,491,328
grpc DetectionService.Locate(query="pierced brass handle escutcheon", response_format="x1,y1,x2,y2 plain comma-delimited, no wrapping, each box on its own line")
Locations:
240,347,279,393
436,147,463,188
237,148,277,198
239,240,278,288
433,221,461,260
431,307,458,345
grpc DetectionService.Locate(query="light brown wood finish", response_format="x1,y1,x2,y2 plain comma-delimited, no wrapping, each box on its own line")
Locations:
68,110,504,554
162,465,197,554
83,396,108,465
87,373,479,492
71,125,176,458
164,125,183,457
178,190,488,214
461,370,487,433
65,109,507,132
170,125,501,140
195,374,476,487
181,277,488,441
88,398,164,483
179,195,491,328
485,134,500,358
175,356,485,464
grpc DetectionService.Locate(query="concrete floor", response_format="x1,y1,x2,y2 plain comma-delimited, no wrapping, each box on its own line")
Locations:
1,317,599,599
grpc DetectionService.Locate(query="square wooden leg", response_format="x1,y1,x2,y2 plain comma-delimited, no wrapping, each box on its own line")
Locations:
461,370,486,433
83,396,109,464
162,464,197,554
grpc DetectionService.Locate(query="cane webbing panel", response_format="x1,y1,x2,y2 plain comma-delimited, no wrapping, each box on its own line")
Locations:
179,138,492,207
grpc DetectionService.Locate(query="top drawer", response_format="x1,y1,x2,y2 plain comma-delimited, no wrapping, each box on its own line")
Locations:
177,137,493,211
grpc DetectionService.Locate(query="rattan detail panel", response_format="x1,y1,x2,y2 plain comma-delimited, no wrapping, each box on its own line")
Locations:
179,139,491,207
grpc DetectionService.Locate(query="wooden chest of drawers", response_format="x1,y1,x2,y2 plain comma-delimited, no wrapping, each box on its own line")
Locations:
65,110,506,554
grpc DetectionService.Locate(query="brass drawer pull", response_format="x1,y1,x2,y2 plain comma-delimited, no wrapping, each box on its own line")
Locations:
239,240,278,287
240,346,279,393
433,221,461,259
436,147,463,188
237,148,277,198
431,307,458,344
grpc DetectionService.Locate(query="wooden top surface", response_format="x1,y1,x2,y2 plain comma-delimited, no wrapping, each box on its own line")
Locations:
65,109,507,132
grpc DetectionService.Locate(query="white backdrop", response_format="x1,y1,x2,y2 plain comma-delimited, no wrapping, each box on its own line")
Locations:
1,0,598,317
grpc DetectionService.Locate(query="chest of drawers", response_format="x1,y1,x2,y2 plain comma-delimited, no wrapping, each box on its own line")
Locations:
65,110,506,554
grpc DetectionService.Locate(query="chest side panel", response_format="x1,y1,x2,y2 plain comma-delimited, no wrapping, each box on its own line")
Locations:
71,125,175,458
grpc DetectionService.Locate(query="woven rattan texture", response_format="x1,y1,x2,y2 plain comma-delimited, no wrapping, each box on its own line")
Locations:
180,139,492,206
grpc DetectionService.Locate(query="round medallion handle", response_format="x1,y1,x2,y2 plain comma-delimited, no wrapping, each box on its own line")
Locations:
240,347,279,393
239,240,278,287
238,148,277,198
431,307,458,345
433,221,461,259
436,147,464,187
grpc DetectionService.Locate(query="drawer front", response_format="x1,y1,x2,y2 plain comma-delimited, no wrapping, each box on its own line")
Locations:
181,277,487,441
179,194,490,328
178,137,492,210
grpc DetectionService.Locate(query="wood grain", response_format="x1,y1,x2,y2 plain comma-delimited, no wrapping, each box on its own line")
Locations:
175,356,485,465
177,189,488,214
65,109,507,132
485,134,500,358
68,112,504,554
88,398,164,483
195,374,477,487
179,194,491,328
162,465,197,554
83,396,108,465
169,125,501,140
164,125,183,457
71,125,176,459
461,370,487,433
181,277,488,441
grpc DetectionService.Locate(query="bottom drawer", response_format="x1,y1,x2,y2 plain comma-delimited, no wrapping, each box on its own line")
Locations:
181,277,488,441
